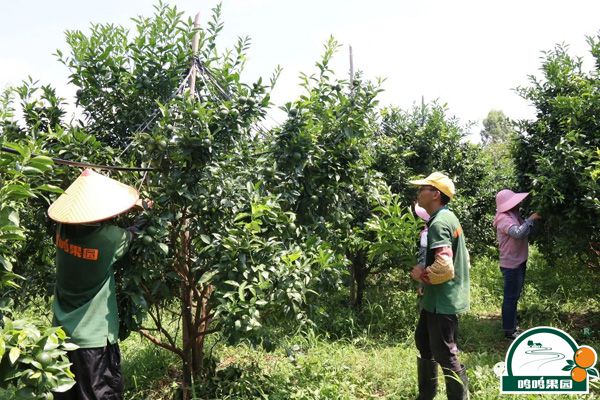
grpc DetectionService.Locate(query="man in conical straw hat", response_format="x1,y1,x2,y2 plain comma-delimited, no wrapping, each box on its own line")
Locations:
49,169,150,400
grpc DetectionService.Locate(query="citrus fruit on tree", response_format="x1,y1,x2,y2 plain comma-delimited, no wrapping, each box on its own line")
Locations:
36,351,53,367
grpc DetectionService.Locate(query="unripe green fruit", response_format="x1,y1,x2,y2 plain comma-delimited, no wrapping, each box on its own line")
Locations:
36,352,52,367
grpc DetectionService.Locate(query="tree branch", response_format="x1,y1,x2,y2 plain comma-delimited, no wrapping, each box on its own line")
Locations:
139,329,183,357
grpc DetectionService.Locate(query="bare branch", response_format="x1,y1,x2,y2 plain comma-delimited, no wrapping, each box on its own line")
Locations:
139,330,183,357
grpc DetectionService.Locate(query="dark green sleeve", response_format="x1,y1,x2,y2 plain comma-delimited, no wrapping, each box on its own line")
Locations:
106,225,133,261
428,220,452,249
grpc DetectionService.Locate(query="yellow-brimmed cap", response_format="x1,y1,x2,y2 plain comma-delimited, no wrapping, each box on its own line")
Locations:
48,169,139,224
409,172,456,199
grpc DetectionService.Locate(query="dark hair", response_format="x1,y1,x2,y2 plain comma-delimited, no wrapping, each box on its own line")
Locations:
440,192,451,205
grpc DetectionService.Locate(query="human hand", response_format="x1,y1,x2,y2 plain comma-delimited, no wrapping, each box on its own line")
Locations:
136,199,154,210
529,212,541,221
410,265,423,282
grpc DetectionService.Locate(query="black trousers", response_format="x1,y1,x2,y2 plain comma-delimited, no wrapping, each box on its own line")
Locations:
415,309,462,371
55,342,123,400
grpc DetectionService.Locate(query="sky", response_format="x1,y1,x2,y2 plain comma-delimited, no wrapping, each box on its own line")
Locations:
1,0,600,136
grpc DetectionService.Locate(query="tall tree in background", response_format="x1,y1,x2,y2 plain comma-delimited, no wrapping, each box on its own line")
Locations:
481,109,514,145
515,38,600,260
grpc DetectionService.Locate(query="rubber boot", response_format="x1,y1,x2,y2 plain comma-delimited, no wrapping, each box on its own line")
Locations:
443,365,469,400
417,357,439,400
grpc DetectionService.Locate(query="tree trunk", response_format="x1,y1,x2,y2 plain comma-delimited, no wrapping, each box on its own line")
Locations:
349,250,368,309
191,286,213,374
181,280,193,400
180,226,195,400
348,263,356,307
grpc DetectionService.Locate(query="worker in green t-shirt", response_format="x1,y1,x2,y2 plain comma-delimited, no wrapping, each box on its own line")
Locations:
409,172,470,400
48,169,149,400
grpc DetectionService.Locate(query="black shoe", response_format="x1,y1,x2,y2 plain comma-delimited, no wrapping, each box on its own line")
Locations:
504,330,520,340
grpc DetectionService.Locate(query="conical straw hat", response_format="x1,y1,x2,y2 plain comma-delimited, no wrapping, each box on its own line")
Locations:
48,169,139,224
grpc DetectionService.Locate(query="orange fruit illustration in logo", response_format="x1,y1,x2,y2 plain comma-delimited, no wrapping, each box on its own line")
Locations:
571,367,587,382
574,346,597,369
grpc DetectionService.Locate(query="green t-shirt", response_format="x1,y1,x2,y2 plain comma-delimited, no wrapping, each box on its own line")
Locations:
52,223,131,348
421,206,470,315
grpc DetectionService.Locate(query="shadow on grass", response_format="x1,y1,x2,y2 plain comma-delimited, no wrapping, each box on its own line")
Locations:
120,334,181,400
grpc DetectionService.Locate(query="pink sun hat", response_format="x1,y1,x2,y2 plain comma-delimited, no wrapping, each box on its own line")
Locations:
495,189,529,213
414,204,430,222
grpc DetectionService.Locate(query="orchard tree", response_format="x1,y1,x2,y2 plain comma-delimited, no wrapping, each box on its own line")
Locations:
55,4,340,398
515,37,600,259
269,39,420,308
481,109,514,145
0,126,75,398
376,102,512,255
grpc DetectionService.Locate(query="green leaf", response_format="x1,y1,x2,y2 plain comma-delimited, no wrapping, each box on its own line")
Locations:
1,184,35,200
200,234,211,244
0,337,5,359
198,270,218,286
27,155,54,172
54,380,77,393
238,281,247,301
562,364,573,371
36,184,64,194
61,343,79,351
158,243,169,255
9,346,20,364
21,166,43,175
3,142,29,158
587,368,599,378
0,255,13,272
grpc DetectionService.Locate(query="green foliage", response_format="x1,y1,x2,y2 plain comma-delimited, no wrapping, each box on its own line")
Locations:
515,37,600,259
0,138,75,398
376,103,511,255
269,38,422,308
3,2,599,397
362,188,421,272
481,109,515,145
116,247,600,399
50,3,346,388
271,37,384,243
57,3,195,147
0,319,76,399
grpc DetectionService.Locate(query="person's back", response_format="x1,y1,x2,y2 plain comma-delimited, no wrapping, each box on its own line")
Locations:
54,223,131,348
48,169,143,400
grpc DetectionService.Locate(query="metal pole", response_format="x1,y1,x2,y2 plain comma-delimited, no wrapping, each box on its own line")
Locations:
349,45,354,89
